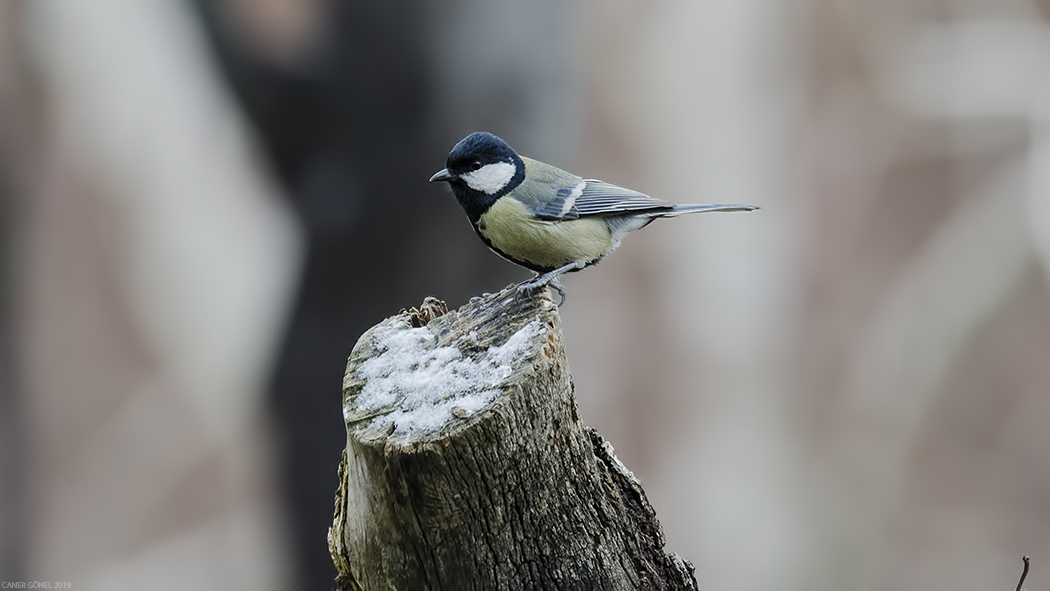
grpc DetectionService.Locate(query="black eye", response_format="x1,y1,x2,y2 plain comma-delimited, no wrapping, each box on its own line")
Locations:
471,160,483,171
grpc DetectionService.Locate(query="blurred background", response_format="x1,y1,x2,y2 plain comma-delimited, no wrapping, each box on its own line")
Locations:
1,0,1049,589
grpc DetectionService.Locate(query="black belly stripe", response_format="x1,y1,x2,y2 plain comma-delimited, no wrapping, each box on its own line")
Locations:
471,223,554,273
470,222,605,275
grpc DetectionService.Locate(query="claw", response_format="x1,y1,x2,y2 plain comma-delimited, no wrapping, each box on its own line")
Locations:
512,261,585,306
513,278,567,307
549,281,566,307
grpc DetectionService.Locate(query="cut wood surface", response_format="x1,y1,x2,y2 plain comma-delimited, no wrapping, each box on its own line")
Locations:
329,287,698,590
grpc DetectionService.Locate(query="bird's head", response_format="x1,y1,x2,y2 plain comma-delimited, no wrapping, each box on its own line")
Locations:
430,132,525,199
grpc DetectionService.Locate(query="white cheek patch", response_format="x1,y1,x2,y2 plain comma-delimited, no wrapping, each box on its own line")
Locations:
461,162,517,194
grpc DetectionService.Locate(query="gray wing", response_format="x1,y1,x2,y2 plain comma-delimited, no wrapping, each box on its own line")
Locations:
571,180,674,218
512,158,585,220
513,157,678,221
531,179,674,221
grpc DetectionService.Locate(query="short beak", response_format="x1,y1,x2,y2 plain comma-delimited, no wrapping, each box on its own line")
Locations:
429,168,454,183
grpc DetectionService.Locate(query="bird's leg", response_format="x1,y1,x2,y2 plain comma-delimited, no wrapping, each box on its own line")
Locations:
517,261,581,292
516,261,584,306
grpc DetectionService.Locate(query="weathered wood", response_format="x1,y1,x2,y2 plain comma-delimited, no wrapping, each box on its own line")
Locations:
329,287,698,590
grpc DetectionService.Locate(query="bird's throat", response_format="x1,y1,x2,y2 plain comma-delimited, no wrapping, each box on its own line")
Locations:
450,184,498,225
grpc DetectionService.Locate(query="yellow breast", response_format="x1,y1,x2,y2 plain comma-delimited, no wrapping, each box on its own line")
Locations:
478,197,612,270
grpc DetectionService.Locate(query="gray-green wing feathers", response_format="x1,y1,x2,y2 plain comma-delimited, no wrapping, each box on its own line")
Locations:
512,157,585,219
570,180,757,218
515,157,757,222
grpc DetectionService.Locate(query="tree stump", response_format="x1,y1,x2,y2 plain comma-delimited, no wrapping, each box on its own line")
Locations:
329,287,698,590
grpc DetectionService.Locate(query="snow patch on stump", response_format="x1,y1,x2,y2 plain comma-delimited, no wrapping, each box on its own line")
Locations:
352,318,544,436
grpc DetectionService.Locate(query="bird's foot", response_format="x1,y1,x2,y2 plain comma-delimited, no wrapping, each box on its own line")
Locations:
515,261,584,307
515,276,568,307
515,276,546,297
549,281,566,306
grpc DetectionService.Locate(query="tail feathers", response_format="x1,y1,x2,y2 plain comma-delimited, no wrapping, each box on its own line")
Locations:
663,203,759,217
607,202,759,239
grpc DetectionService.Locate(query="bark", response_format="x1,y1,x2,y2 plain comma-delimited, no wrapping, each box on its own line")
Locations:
329,287,698,590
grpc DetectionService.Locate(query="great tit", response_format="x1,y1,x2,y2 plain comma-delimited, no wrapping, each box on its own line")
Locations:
430,132,757,304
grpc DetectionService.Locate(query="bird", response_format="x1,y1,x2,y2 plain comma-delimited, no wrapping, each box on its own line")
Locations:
430,131,757,305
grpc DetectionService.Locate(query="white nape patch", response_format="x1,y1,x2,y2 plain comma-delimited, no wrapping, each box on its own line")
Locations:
353,319,544,437
560,181,585,217
461,161,517,194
